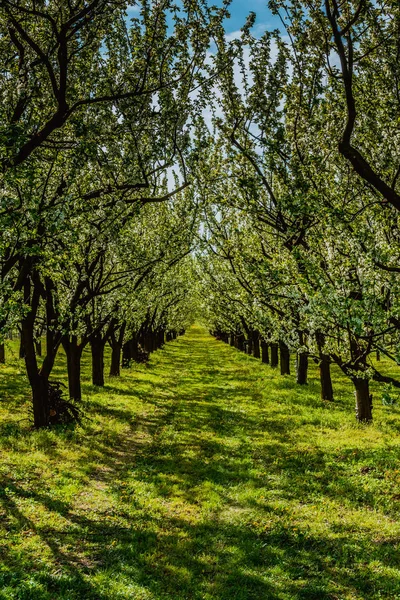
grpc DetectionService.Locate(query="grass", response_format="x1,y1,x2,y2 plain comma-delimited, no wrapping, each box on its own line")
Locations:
1,325,400,599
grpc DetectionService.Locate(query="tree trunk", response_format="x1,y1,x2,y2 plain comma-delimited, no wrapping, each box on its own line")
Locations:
236,334,245,352
252,331,260,358
157,329,165,349
319,355,334,401
35,339,42,357
0,343,5,364
270,343,279,368
130,335,139,362
146,330,155,353
22,320,49,428
230,334,235,347
109,323,125,377
91,336,105,387
247,337,253,355
31,374,49,428
19,335,25,359
280,341,290,375
315,331,334,401
110,344,121,377
296,352,308,384
353,377,373,422
122,341,131,368
63,336,83,401
261,341,269,364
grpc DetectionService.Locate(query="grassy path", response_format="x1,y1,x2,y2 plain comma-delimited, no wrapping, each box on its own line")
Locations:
1,326,400,599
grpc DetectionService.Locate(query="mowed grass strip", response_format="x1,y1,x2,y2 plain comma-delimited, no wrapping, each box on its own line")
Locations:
1,325,400,600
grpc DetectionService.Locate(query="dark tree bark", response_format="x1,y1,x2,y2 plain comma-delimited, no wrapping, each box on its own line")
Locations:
270,343,279,368
109,323,126,377
62,336,84,401
319,355,334,401
316,331,334,401
252,330,260,358
236,333,245,352
144,331,151,354
19,335,25,359
23,329,48,426
31,374,49,429
110,344,121,377
22,320,49,427
0,343,5,364
130,335,139,362
230,334,235,347
353,377,373,423
296,352,308,385
325,0,400,213
35,339,42,357
21,277,50,428
122,341,131,368
91,335,105,387
261,341,269,364
280,341,290,375
123,333,141,365
157,328,165,349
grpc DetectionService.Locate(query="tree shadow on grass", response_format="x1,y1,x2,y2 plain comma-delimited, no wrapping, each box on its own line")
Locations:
1,469,400,600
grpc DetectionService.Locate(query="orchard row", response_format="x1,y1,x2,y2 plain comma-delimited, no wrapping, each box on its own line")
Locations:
1,0,400,425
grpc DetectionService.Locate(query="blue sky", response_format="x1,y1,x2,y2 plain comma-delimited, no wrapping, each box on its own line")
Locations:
126,1,283,37
223,0,282,34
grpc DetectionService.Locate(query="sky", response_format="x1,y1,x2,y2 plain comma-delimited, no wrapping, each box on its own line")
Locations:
126,1,284,38
223,0,283,35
